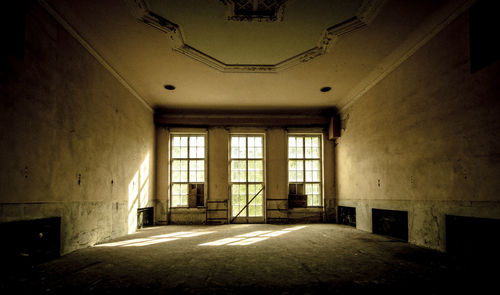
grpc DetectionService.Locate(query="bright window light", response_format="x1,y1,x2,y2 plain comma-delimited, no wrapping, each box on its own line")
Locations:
261,231,290,237
228,237,269,245
288,135,322,206
170,135,206,207
230,135,264,218
96,238,150,247
151,232,193,238
124,238,179,247
200,238,245,246
283,225,308,231
236,230,272,237
175,231,215,238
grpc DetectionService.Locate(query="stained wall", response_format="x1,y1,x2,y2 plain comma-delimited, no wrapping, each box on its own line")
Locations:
0,2,155,254
336,11,500,251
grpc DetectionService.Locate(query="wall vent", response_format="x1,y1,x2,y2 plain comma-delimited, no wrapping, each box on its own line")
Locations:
372,208,408,241
338,206,356,227
0,217,61,268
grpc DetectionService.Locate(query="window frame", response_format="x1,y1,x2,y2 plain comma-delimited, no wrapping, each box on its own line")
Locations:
286,133,324,207
169,133,208,208
228,133,266,219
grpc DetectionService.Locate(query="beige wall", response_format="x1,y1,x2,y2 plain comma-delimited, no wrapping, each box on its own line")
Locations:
0,2,155,254
156,127,335,224
336,12,500,251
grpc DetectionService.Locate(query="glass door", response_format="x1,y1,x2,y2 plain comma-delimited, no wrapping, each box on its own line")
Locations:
230,135,265,223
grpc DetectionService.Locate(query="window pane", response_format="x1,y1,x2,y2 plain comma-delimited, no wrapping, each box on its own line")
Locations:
255,147,263,159
248,147,255,158
296,147,303,158
248,171,256,182
231,147,239,158
296,137,303,148
305,171,313,182
238,147,246,158
197,147,204,158
172,171,180,182
172,147,181,158
305,137,311,147
180,147,188,158
239,171,246,182
173,136,181,147
180,171,188,182
296,160,303,170
312,148,320,158
248,205,256,217
297,171,304,182
305,183,320,206
305,147,312,158
189,147,197,158
180,137,188,146
197,136,204,146
172,195,180,207
172,184,180,195
289,137,296,147
189,136,197,146
189,171,196,182
256,170,263,182
197,172,204,182
231,137,239,147
171,184,188,207
312,137,319,147
254,137,262,147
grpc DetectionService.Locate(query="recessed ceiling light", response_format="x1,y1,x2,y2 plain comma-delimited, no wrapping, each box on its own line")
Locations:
320,86,331,92
164,84,176,90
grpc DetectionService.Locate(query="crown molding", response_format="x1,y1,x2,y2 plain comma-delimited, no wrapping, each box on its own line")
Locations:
132,0,386,73
38,0,153,113
340,0,477,112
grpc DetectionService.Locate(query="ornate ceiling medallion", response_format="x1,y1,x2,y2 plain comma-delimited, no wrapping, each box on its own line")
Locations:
220,0,288,22
130,0,386,73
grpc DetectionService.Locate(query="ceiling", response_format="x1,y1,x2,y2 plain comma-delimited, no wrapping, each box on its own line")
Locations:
43,0,469,113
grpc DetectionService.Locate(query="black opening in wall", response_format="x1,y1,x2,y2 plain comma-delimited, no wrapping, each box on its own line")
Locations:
338,206,356,227
372,208,408,241
446,215,500,259
137,207,154,229
0,217,61,268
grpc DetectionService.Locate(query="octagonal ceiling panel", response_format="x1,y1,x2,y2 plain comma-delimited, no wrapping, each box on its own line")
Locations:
135,0,384,72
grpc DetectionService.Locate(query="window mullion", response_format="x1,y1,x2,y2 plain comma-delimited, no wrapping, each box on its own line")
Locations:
246,136,249,216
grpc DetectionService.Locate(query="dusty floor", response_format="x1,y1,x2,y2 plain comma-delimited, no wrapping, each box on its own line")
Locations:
0,224,495,294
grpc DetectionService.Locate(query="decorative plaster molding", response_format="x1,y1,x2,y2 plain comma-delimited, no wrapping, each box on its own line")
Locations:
133,0,386,73
39,0,153,112
220,0,288,22
339,0,477,112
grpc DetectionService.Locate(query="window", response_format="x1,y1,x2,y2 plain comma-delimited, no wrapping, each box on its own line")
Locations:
170,135,206,207
230,135,264,218
288,135,322,207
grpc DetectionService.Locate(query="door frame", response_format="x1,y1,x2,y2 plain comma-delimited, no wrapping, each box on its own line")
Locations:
228,133,266,223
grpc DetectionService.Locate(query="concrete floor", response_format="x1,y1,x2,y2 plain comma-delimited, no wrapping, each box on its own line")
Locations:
0,224,494,294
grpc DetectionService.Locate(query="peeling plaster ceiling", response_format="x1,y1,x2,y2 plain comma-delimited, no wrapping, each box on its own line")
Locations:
44,0,468,112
